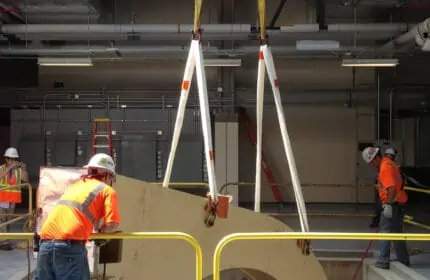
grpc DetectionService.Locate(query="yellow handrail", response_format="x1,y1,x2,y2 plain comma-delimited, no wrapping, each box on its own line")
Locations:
404,186,430,195
213,232,430,280
149,182,209,187
0,232,203,280
0,183,32,229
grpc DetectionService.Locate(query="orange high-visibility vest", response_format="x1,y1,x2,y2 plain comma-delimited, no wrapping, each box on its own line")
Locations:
0,165,22,203
378,157,407,204
40,178,120,240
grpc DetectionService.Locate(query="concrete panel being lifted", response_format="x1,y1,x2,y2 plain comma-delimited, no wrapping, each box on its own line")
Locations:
102,175,328,280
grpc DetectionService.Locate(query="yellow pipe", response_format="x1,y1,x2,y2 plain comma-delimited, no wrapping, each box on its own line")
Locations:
404,219,430,231
213,232,430,280
404,186,430,195
0,232,203,280
149,182,209,187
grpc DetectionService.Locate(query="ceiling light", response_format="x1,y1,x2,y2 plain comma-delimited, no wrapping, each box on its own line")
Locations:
38,57,93,67
341,58,399,68
204,59,241,67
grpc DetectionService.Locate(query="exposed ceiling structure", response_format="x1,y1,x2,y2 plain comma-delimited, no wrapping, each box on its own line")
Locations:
0,0,429,59
0,0,429,111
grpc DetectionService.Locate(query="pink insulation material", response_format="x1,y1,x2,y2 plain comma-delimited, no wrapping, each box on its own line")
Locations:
37,166,86,230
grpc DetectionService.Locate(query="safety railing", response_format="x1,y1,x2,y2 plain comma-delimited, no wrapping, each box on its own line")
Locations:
0,232,203,280
213,232,430,280
0,183,33,229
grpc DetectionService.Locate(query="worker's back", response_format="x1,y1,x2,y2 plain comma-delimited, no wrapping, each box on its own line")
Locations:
40,178,118,240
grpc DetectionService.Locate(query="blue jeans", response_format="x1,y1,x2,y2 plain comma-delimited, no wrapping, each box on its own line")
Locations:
36,240,90,280
379,204,410,264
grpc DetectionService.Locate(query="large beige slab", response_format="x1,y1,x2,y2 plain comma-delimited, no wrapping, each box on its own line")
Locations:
103,175,328,280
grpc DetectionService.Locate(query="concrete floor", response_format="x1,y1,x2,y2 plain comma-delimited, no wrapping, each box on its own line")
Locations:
1,203,429,280
0,220,36,280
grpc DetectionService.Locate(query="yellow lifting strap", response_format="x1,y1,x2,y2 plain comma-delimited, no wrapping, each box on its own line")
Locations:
193,0,202,35
257,0,266,41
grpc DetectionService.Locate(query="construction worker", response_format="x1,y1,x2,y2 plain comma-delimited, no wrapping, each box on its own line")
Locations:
36,153,120,280
0,147,29,250
369,147,398,228
362,146,410,269
385,148,397,161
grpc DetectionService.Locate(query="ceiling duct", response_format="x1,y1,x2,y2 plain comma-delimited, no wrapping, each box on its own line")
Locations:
380,18,430,50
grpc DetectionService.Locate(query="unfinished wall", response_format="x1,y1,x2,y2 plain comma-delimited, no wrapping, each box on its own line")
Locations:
239,106,376,204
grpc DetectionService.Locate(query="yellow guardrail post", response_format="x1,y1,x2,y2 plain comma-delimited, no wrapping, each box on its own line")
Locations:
0,183,32,229
213,232,430,280
0,232,203,280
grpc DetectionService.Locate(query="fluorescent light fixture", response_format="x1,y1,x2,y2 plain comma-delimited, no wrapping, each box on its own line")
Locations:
204,59,241,67
341,58,399,68
38,57,93,67
296,40,340,51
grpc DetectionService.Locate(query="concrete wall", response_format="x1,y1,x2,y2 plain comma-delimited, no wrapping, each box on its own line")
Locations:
239,106,376,203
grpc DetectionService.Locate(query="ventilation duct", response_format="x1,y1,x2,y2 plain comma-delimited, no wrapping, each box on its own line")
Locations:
380,18,430,50
415,18,430,51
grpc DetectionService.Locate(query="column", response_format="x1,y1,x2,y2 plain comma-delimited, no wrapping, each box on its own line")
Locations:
215,120,239,206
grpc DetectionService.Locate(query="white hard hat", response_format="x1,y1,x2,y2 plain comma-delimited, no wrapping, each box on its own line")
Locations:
84,153,115,175
4,147,19,158
385,148,396,156
362,147,379,163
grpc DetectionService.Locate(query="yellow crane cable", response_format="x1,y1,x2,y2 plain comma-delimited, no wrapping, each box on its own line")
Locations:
193,0,202,35
257,0,266,41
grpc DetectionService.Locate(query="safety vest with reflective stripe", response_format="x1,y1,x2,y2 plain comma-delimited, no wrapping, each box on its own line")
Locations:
40,178,112,240
0,165,22,203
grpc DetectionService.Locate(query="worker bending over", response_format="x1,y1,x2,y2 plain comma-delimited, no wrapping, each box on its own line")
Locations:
36,153,120,280
362,147,409,269
0,147,29,250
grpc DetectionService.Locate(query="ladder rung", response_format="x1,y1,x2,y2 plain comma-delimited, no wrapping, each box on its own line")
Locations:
93,145,110,148
95,134,109,138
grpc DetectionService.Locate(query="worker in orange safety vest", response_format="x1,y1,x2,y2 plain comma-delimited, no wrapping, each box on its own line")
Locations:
369,147,399,228
0,147,29,250
36,153,120,280
362,146,409,269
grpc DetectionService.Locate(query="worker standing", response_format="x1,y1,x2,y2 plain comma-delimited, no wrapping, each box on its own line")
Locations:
362,146,409,269
369,147,398,228
385,148,397,161
36,153,120,280
0,147,29,250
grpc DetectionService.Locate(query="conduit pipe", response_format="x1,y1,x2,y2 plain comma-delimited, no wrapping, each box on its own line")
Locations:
1,23,414,35
0,45,372,56
1,24,252,34
0,46,219,56
380,18,430,50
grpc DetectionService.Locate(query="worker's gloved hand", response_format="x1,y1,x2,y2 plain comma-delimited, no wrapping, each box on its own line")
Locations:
382,204,393,219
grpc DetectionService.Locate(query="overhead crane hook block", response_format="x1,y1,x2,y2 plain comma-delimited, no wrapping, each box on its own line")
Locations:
296,239,311,256
204,193,231,227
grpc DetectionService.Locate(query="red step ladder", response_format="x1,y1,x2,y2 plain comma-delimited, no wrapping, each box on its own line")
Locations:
91,118,113,157
240,108,284,204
